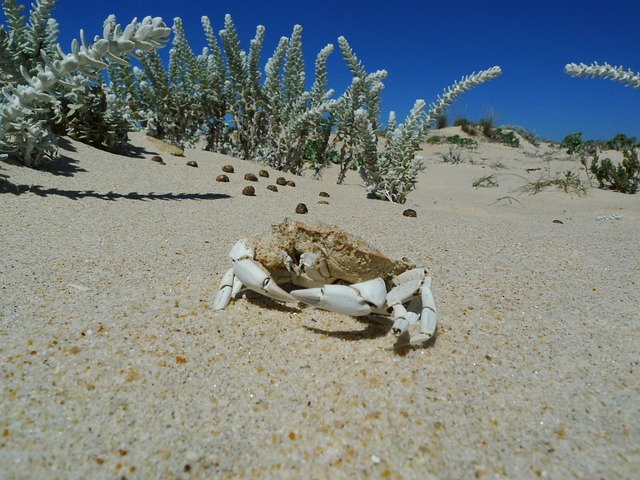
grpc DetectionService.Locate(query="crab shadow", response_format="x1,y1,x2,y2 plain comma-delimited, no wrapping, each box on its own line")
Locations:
242,293,436,352
303,314,392,342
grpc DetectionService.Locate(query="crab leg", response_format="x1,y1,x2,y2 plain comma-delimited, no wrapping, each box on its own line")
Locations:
233,258,297,304
419,277,437,338
386,269,437,343
291,278,387,316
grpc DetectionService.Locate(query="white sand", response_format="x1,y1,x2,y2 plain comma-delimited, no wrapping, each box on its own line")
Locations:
1,130,638,478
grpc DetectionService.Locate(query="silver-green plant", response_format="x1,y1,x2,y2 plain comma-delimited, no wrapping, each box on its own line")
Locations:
133,17,207,147
355,67,502,203
218,14,267,161
565,62,640,88
262,26,336,173
333,36,387,184
0,0,170,166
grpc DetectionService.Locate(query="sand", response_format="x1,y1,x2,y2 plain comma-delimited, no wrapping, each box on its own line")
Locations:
1,129,638,479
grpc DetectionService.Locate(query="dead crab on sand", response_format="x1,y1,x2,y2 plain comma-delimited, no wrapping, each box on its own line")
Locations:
214,219,437,346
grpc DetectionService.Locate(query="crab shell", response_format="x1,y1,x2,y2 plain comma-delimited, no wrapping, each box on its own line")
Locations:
246,219,416,290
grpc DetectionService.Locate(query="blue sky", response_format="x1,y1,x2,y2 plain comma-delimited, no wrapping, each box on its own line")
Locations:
3,0,639,141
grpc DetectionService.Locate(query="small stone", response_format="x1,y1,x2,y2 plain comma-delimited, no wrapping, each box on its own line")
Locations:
222,165,235,173
295,203,308,214
242,186,256,196
244,173,258,181
402,209,417,218
319,191,330,198
259,170,270,178
216,174,230,182
266,185,278,192
317,200,329,205
151,155,165,164
276,177,287,186
552,219,564,224
186,161,198,167
286,180,296,187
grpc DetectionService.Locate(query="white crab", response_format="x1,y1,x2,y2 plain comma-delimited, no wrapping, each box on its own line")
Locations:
214,219,437,346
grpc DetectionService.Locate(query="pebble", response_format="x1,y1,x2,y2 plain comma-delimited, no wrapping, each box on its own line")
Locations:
151,155,165,165
266,185,278,192
259,170,270,178
403,209,417,217
222,165,235,173
244,173,258,181
319,191,330,197
295,203,308,214
186,161,198,167
216,175,230,182
242,186,256,196
276,177,287,186
286,180,296,187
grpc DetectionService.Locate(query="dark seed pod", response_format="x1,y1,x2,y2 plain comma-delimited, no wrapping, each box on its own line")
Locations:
295,203,308,214
216,174,230,182
151,155,165,164
266,185,278,192
242,186,256,196
222,165,235,173
402,209,417,218
244,173,258,181
276,177,287,186
319,191,330,197
317,200,329,205
259,170,269,178
186,161,198,167
286,180,296,187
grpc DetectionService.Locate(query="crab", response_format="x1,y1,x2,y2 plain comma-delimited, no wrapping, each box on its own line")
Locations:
214,219,437,346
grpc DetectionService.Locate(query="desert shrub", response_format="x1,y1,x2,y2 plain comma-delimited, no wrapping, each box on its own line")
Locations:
523,169,587,195
491,128,520,148
479,117,494,138
502,124,540,146
590,148,640,194
604,133,638,151
441,146,463,164
454,118,478,136
426,134,477,147
560,132,584,155
472,174,498,188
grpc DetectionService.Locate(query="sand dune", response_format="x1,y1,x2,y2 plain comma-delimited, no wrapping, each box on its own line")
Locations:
1,130,638,478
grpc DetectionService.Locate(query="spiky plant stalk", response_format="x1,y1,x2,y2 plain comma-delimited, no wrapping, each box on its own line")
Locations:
356,66,502,203
421,66,503,132
306,43,335,175
334,36,388,183
0,5,170,166
219,14,267,160
564,62,640,89
262,26,336,173
200,16,227,152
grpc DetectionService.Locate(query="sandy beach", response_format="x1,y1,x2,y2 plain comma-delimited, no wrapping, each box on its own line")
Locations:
1,129,638,478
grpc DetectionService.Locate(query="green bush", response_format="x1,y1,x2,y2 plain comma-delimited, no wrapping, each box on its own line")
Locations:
426,134,476,147
604,133,638,151
590,148,640,194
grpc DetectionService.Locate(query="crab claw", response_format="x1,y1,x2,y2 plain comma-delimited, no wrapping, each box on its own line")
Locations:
291,278,387,316
234,259,296,304
214,267,242,310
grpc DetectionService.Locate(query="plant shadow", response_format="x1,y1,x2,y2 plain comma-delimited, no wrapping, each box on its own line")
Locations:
0,184,231,201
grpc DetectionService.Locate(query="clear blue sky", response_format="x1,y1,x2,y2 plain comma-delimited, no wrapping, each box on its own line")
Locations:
3,0,639,141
